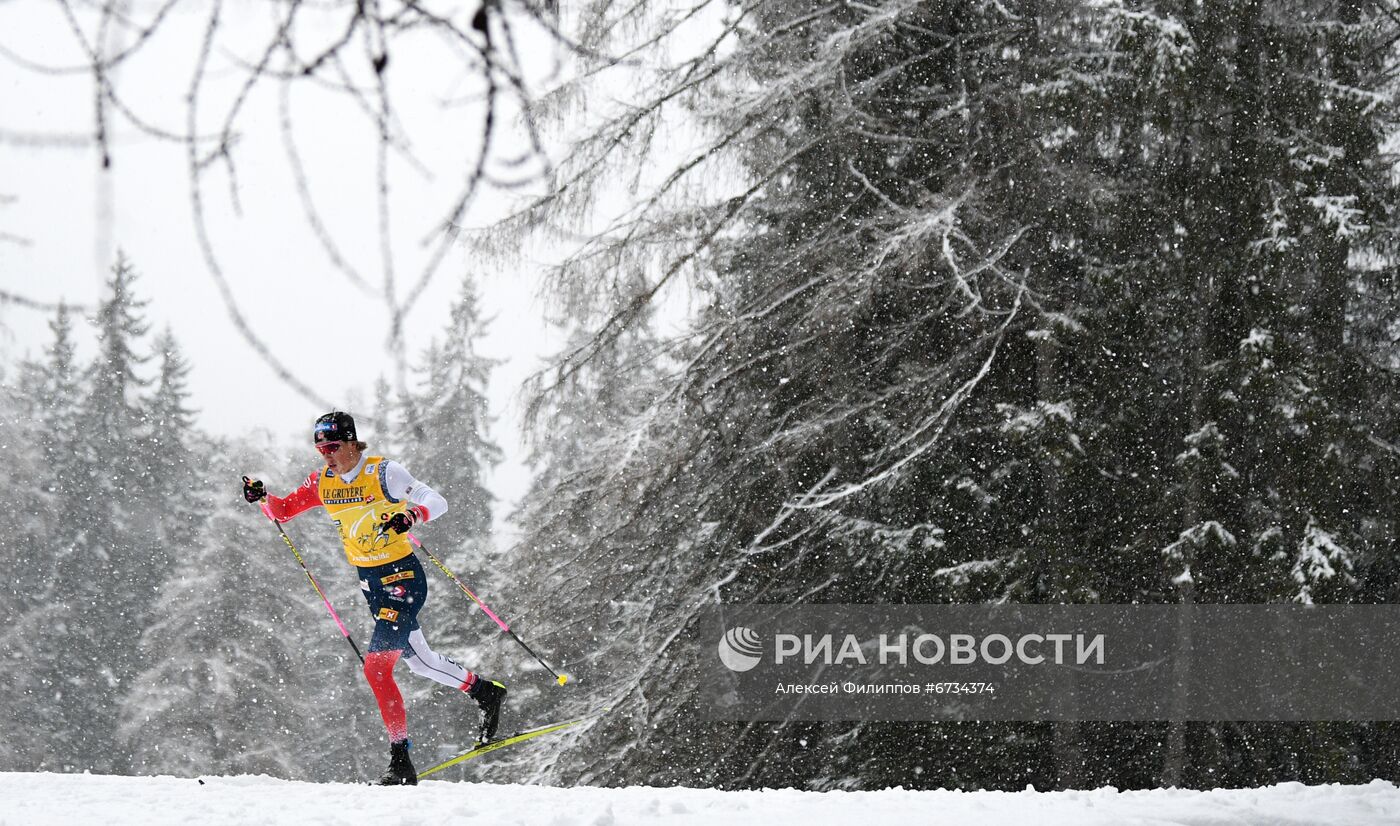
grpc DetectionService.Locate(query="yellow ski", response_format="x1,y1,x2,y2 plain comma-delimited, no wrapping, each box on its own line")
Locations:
417,709,607,780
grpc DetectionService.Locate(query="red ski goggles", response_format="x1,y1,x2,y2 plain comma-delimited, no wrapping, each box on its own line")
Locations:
315,441,343,456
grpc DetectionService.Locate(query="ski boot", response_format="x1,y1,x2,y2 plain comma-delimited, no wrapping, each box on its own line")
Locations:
471,678,508,745
377,740,417,786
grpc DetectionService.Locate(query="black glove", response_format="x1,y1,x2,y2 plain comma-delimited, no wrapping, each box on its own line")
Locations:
381,509,419,535
242,476,267,503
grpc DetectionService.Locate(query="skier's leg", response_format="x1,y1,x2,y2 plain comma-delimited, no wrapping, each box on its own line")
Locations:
364,647,416,785
380,554,479,693
361,562,420,739
402,626,506,744
363,649,408,742
365,605,414,746
361,559,421,785
383,553,506,743
403,628,480,693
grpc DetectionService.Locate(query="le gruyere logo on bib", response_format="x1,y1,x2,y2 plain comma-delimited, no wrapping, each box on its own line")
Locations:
323,485,368,506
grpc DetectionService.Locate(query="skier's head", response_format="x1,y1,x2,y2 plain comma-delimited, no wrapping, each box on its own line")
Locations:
314,410,356,444
313,411,367,468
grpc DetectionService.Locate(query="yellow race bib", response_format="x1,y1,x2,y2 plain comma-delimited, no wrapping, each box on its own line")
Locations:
318,457,415,567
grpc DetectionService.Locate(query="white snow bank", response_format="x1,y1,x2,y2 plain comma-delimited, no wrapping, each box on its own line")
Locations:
2,773,1399,826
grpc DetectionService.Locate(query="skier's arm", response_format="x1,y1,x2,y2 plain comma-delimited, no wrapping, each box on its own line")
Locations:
381,461,448,522
263,470,324,522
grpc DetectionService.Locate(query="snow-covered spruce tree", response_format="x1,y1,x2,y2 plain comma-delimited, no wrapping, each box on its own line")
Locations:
10,304,85,603
1106,0,1400,787
23,256,158,773
140,330,201,555
0,303,104,771
0,342,77,771
499,0,1399,790
395,273,502,555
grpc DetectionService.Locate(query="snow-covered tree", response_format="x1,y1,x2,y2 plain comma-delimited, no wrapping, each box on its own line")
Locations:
28,256,164,772
496,0,1400,792
398,273,502,553
0,355,71,771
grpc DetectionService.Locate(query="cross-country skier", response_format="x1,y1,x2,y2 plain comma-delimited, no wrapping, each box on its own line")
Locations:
242,411,507,786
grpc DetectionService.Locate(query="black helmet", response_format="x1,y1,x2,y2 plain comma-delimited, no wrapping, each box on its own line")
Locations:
313,411,357,444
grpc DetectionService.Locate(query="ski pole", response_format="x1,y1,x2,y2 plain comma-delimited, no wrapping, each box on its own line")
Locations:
249,488,364,665
406,533,568,686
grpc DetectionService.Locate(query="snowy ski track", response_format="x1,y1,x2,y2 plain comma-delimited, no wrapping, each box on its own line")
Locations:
3,773,1400,825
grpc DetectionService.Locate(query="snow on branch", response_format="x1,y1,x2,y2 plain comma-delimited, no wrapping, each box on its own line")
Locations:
789,286,1026,511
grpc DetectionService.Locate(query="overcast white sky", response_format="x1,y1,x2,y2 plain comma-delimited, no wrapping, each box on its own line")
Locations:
0,1,565,535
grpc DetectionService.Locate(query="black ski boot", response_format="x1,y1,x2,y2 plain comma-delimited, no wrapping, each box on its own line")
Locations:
471,678,508,745
377,740,417,786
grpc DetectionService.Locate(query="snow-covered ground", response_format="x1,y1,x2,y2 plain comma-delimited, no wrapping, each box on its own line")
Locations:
3,774,1400,825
